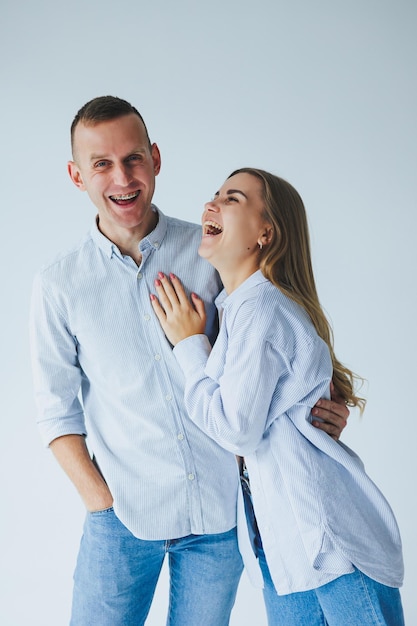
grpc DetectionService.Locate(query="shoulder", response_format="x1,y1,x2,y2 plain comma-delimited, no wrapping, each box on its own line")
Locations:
260,281,319,344
34,232,94,286
160,214,211,267
227,279,319,349
165,214,201,233
162,216,201,237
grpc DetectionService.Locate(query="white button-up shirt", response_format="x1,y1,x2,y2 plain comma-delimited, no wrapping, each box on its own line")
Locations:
173,271,404,594
30,208,240,540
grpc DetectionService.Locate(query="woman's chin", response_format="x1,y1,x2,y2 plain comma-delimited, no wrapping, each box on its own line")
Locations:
198,239,217,261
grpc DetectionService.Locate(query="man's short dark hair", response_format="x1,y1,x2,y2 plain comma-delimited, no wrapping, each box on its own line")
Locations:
71,95,152,156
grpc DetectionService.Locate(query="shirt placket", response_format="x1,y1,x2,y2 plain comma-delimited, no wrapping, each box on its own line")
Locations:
135,243,205,534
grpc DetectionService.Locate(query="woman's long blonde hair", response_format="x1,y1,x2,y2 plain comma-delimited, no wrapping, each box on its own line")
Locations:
229,168,365,412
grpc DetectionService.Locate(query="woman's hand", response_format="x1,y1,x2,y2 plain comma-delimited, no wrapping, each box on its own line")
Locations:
311,382,349,440
150,273,207,346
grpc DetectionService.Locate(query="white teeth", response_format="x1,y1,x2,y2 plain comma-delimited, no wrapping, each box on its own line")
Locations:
205,220,222,229
204,220,223,235
110,191,139,201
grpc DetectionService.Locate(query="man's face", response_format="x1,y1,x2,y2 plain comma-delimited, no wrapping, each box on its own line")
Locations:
68,113,161,240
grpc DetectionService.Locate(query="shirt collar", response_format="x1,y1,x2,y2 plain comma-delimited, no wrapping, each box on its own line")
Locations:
215,270,268,309
89,205,168,259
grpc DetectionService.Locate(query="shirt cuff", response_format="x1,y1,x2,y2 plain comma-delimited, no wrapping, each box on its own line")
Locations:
173,334,212,376
37,413,87,447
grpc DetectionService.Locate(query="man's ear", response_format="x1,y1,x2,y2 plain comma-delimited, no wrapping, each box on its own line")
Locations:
151,143,161,176
68,161,86,191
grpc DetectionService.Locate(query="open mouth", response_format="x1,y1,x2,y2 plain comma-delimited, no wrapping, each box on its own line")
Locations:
109,191,140,206
203,220,223,236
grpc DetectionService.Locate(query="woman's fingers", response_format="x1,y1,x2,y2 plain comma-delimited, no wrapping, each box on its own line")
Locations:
191,292,207,322
150,274,206,346
150,293,167,323
153,273,185,309
167,273,190,306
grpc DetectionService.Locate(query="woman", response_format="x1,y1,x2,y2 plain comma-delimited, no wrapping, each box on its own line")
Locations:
150,168,404,625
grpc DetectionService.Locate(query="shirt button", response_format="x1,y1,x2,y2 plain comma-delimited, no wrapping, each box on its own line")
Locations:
154,354,161,361
143,314,150,321
177,433,184,440
188,473,195,481
166,394,172,401
137,272,143,280
154,241,160,248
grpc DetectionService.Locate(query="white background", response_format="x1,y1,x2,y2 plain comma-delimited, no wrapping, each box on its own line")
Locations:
1,1,416,624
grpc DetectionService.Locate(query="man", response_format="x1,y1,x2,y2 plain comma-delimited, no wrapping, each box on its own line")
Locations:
30,96,349,625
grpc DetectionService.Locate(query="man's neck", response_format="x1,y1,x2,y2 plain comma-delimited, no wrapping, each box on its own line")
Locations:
97,211,158,266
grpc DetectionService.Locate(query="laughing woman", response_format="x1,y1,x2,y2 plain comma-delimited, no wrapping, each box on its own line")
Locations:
150,168,404,625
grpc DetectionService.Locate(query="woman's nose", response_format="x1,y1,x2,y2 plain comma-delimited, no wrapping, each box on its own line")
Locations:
205,200,219,212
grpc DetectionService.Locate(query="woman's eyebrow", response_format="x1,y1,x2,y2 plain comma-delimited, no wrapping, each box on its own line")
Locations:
225,189,248,199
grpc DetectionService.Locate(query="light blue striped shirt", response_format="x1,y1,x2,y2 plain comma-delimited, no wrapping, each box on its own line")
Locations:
30,207,240,540
173,270,404,594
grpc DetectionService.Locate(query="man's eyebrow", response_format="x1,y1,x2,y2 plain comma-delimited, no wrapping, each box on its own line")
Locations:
89,153,108,162
89,148,146,163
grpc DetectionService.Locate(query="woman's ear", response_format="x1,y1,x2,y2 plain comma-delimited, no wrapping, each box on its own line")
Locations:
259,224,274,247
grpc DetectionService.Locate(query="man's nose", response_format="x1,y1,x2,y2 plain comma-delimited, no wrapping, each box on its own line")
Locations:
113,163,132,186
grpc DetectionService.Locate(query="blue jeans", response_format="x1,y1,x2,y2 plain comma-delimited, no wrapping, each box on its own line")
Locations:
258,544,405,626
70,508,243,626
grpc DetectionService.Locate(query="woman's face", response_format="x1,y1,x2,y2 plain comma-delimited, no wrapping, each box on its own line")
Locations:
198,172,270,270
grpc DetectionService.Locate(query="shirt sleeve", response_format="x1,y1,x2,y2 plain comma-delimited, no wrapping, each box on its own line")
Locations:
173,315,290,457
29,273,87,446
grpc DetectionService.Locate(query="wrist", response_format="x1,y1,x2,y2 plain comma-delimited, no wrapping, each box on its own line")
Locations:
84,491,113,512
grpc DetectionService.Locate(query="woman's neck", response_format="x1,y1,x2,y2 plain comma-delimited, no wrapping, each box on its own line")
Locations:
217,262,260,295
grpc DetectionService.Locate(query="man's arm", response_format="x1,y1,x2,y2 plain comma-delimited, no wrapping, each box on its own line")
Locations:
50,435,113,512
311,382,349,441
30,274,113,510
